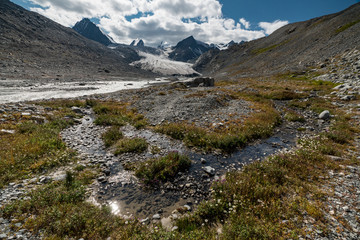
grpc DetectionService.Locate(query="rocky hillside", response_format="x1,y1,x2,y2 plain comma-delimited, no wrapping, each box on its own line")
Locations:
73,18,114,46
0,0,154,79
195,3,360,77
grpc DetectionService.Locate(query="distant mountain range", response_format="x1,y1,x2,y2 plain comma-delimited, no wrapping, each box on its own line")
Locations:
2,0,359,79
72,18,238,63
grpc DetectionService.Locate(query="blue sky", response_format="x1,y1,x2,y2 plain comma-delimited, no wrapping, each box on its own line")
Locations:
10,0,360,46
220,0,359,25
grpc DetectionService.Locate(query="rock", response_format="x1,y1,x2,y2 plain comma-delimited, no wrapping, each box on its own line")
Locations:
326,155,342,161
52,173,67,181
319,110,330,120
333,84,345,90
140,218,149,224
185,77,215,87
97,176,106,182
200,158,207,164
171,226,178,231
203,166,215,176
0,129,15,134
152,214,161,220
184,205,191,211
0,233,7,239
39,176,51,184
340,95,355,101
21,112,31,116
71,106,84,114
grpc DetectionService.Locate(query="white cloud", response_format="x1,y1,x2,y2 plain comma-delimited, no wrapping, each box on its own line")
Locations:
28,0,286,46
239,18,250,29
258,20,289,35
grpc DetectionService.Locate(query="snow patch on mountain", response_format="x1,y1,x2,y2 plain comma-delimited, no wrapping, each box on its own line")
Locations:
130,51,199,75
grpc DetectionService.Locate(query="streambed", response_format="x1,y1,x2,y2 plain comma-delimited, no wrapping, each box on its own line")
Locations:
61,110,297,221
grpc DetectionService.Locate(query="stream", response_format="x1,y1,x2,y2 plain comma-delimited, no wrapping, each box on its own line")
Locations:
61,109,298,221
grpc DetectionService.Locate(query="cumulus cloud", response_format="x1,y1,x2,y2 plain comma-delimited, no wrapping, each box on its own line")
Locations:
259,20,289,35
27,0,286,46
239,18,250,29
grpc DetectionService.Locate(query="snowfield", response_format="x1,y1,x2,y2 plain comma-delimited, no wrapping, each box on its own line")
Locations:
130,51,199,75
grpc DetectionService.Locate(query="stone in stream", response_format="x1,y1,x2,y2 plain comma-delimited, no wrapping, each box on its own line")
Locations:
203,166,215,176
71,106,84,115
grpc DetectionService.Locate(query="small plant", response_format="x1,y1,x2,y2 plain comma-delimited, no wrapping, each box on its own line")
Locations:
135,152,191,185
101,126,123,147
114,137,148,155
265,90,305,100
65,171,74,189
150,145,161,155
92,101,148,129
284,110,306,122
336,19,360,34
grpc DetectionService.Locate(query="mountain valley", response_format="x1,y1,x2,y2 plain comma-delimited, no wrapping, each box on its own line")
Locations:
0,0,360,239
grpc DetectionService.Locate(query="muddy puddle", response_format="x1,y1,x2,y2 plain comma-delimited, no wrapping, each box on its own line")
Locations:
61,111,297,221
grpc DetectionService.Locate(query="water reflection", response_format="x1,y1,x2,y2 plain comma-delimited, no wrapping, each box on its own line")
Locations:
109,201,121,215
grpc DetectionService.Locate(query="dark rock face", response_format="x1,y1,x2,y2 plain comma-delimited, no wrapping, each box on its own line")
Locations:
0,0,153,79
169,36,213,63
73,18,113,46
130,39,145,47
195,3,360,76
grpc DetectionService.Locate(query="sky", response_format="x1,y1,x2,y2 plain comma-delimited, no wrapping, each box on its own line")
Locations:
10,0,360,47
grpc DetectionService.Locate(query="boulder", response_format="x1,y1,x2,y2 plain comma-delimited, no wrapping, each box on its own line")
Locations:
185,77,215,87
319,110,330,120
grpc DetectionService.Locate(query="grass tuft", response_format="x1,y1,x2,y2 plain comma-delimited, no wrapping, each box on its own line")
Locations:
114,137,148,155
101,126,123,148
135,152,191,185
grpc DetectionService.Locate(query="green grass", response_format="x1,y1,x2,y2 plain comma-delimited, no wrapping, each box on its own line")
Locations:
135,152,191,186
156,103,281,153
114,137,148,155
93,101,147,129
336,19,360,34
0,170,137,239
0,116,76,188
175,136,347,239
284,109,306,122
102,126,124,148
324,115,357,144
264,90,306,100
252,40,290,55
252,43,282,55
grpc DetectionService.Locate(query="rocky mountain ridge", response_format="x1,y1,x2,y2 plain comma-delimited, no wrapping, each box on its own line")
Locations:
72,18,114,46
0,0,154,79
195,3,360,77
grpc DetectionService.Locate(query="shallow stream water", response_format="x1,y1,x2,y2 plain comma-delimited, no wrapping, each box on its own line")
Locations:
61,111,297,221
